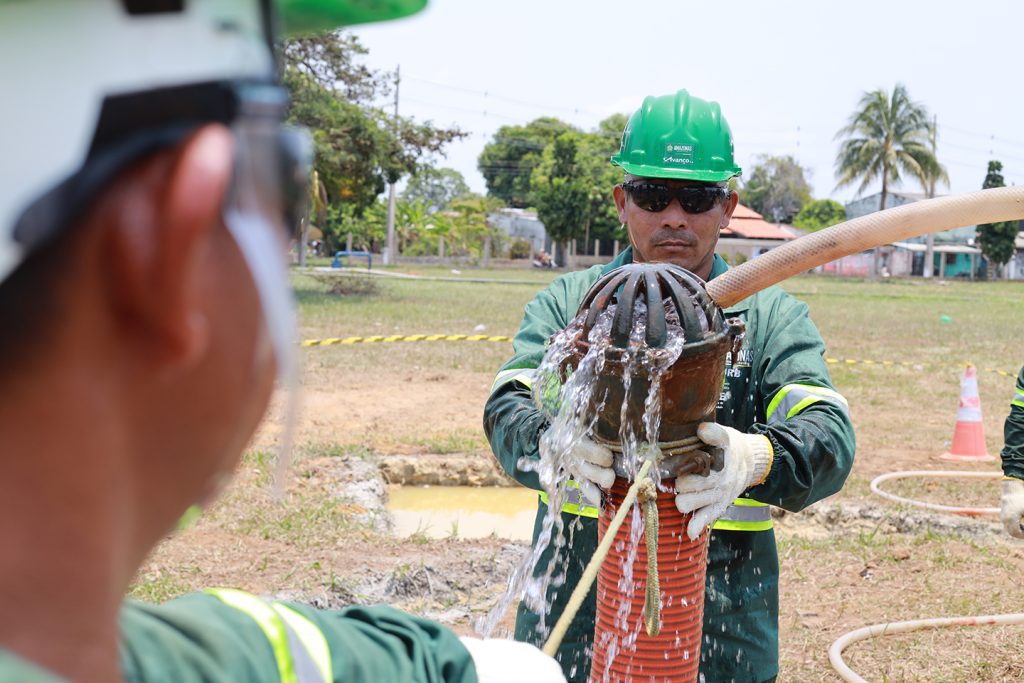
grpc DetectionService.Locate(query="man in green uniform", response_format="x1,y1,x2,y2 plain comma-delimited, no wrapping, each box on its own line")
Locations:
1000,366,1024,539
484,91,856,683
0,2,565,682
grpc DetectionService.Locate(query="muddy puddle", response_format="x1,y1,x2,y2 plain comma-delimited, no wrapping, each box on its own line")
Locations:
387,485,537,541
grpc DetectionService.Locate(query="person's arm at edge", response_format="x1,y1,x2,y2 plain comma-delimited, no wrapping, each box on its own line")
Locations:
1001,365,1024,481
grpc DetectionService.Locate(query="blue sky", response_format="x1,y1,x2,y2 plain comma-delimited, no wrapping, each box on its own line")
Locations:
353,0,1023,205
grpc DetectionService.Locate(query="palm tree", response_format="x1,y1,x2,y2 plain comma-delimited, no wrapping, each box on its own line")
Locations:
922,117,950,277
834,84,942,211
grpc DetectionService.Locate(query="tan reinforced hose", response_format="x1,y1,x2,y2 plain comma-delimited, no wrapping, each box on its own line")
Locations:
830,471,1022,680
870,470,1002,516
707,186,1024,308
829,613,1024,683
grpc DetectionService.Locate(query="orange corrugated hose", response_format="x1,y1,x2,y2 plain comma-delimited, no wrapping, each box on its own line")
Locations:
589,481,707,683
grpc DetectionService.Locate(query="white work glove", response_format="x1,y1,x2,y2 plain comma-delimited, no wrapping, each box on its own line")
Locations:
675,423,773,540
540,435,615,507
459,637,567,683
1001,478,1024,539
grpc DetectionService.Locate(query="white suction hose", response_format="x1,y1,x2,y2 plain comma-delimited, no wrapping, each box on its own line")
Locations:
829,613,1024,683
707,186,1024,308
870,470,1002,516
830,470,1020,681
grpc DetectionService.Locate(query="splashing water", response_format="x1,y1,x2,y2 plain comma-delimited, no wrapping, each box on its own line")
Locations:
479,297,687,673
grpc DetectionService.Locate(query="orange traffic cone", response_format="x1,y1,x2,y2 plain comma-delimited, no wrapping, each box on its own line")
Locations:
939,364,994,462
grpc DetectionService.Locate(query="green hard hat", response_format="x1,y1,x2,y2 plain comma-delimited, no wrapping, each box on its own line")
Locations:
280,0,427,33
610,90,742,182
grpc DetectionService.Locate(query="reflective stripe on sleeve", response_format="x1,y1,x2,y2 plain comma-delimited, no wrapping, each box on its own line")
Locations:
765,383,849,423
712,498,773,531
538,480,599,518
207,589,330,683
490,367,535,394
273,604,332,683
1013,382,1024,409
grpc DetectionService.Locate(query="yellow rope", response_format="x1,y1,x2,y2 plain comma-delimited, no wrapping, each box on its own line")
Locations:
638,479,660,637
542,458,654,657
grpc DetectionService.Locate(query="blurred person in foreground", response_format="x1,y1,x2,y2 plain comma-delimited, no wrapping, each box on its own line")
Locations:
0,2,564,681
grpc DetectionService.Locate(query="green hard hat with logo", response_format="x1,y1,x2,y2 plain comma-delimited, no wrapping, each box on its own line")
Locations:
610,89,742,182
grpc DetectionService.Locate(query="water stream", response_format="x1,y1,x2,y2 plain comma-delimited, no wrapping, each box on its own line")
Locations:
478,299,687,679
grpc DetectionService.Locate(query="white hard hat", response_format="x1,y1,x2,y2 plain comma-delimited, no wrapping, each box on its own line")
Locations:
0,0,426,287
0,0,281,285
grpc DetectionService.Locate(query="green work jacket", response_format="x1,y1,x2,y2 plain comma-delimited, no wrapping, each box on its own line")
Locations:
483,249,855,683
1002,365,1024,481
2,592,476,682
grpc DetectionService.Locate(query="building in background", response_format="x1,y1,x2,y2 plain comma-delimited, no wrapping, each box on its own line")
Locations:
843,191,983,278
489,208,549,256
715,203,794,265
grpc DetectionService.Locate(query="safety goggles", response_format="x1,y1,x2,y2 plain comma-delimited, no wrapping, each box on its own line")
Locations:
622,181,730,214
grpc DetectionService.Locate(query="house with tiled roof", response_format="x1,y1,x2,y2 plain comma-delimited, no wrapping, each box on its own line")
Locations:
715,203,794,265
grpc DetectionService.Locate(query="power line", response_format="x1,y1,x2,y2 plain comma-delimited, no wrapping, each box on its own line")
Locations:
939,124,1024,150
404,74,607,119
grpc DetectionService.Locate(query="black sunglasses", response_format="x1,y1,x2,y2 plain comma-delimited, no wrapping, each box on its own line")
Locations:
622,181,730,214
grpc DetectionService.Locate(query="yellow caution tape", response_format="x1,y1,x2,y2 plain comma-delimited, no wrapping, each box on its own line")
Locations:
825,357,1014,378
298,337,1012,379
301,333,513,347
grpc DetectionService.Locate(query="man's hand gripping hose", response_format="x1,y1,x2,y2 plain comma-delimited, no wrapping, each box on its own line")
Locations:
540,436,615,507
675,423,773,540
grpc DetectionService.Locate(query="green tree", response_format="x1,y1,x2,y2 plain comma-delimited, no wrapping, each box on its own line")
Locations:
834,83,942,210
526,115,628,262
401,167,470,213
478,117,577,207
440,194,505,258
976,160,1020,277
324,201,386,253
584,115,630,245
596,113,629,144
283,33,464,218
792,199,847,232
739,155,812,223
530,132,606,265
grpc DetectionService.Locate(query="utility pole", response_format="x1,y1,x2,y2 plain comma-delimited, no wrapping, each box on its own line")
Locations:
923,114,937,278
384,65,400,266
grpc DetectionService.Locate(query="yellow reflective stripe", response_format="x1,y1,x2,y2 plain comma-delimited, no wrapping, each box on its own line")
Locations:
490,367,534,393
538,483,600,519
1012,383,1024,408
712,518,773,531
207,589,296,683
273,604,332,683
712,498,773,531
766,383,849,423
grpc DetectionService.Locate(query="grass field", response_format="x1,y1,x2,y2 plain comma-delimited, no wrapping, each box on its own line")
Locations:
133,265,1024,681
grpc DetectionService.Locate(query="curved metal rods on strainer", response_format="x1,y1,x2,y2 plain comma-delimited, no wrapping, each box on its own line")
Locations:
578,263,722,349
